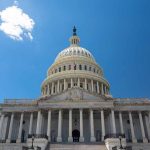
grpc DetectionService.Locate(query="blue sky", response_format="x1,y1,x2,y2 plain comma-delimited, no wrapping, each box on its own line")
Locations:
0,0,150,101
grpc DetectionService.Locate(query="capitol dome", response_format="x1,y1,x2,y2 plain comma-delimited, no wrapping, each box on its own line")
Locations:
41,27,110,97
55,46,95,63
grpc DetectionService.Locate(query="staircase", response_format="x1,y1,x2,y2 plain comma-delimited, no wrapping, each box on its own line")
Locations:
47,143,108,150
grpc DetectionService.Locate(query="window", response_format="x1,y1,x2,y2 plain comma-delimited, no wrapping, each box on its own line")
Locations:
87,84,89,90
59,67,61,72
79,64,82,70
74,83,77,86
55,69,57,73
69,65,71,70
63,66,66,71
89,66,91,71
80,83,83,88
93,68,95,73
68,83,71,88
74,64,76,70
85,65,87,70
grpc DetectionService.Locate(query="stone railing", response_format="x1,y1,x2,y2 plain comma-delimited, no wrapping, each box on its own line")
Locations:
104,133,125,140
4,99,36,104
28,134,48,139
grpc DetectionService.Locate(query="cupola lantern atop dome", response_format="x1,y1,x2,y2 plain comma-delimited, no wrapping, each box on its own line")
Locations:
69,26,80,46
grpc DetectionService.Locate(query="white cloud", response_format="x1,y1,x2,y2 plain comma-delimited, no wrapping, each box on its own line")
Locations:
0,5,35,41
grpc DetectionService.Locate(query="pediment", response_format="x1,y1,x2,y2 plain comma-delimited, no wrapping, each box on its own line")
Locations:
39,87,111,103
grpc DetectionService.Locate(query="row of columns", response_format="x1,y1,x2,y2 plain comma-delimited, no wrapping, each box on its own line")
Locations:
0,110,150,143
42,78,109,96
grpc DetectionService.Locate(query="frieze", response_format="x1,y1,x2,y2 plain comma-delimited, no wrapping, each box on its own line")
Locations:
38,101,114,109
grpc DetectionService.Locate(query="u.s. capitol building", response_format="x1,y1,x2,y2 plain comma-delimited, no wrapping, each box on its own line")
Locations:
0,27,150,150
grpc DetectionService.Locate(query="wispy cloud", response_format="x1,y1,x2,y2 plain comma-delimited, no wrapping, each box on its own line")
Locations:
0,5,35,41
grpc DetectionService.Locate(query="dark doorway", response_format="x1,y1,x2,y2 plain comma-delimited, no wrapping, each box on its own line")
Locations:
72,129,80,142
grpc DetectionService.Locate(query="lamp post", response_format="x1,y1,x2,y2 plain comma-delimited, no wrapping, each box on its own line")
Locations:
31,135,34,149
119,136,126,150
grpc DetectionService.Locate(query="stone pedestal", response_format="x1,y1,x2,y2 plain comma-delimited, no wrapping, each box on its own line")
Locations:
143,137,148,143
68,137,73,142
27,138,48,150
79,137,84,142
16,139,21,143
105,138,126,150
90,136,96,142
57,137,62,142
132,138,137,143
6,139,11,143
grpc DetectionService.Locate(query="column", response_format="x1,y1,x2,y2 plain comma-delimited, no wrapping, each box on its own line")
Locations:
55,84,57,94
91,80,94,92
47,110,51,142
68,109,73,142
36,110,41,135
129,112,137,143
138,112,148,143
97,81,100,94
84,78,87,90
29,113,33,135
57,110,62,142
79,109,84,142
0,114,4,135
90,109,96,142
71,78,73,88
101,83,104,95
47,84,50,95
119,112,124,134
44,86,47,95
101,110,105,141
64,79,66,90
57,80,60,93
17,112,24,143
6,113,14,143
104,86,107,94
148,112,150,125
77,78,80,87
145,115,150,140
111,110,116,134
51,82,54,94
0,114,4,140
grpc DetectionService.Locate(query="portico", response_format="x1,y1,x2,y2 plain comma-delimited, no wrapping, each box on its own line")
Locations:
0,105,150,144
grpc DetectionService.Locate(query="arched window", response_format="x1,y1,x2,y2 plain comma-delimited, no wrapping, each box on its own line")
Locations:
63,66,66,71
79,64,82,70
93,68,95,73
69,65,71,70
80,83,83,88
59,67,61,72
89,66,91,71
74,64,76,70
68,83,71,88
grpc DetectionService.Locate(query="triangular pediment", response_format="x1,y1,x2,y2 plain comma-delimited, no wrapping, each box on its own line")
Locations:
39,87,111,103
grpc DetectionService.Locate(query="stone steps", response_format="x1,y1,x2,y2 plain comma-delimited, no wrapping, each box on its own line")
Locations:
49,143,108,150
